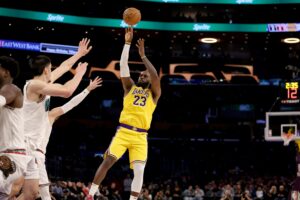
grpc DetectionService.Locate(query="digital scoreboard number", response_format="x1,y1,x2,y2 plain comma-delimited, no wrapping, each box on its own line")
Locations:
281,81,300,104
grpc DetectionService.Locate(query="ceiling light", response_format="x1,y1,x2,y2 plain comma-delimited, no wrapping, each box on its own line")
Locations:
200,38,218,43
283,38,300,44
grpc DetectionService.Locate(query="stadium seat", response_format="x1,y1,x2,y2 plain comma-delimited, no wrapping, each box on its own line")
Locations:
161,74,189,85
190,73,218,84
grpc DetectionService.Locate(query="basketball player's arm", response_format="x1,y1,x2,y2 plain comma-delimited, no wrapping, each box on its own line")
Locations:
136,38,161,101
51,38,92,83
120,27,134,95
0,84,20,107
30,62,88,98
142,56,161,101
48,77,102,124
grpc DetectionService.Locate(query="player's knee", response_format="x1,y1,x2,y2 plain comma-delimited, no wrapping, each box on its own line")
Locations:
23,185,39,200
134,168,144,177
133,162,145,176
102,156,116,169
24,189,39,200
131,163,145,193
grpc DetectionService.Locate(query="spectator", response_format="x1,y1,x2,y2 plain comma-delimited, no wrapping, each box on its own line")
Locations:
194,185,205,200
182,185,195,200
139,188,152,200
123,174,133,199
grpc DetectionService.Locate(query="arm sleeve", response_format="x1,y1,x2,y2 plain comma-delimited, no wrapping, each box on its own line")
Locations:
0,95,6,107
61,89,89,114
120,44,131,77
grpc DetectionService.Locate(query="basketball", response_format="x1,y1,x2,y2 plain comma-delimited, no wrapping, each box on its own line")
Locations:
123,7,141,26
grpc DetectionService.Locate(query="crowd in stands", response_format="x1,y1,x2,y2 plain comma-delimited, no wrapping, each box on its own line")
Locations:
45,132,297,200
49,175,292,200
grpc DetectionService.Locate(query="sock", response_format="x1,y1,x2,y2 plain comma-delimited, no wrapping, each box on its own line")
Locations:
129,195,138,200
89,183,99,196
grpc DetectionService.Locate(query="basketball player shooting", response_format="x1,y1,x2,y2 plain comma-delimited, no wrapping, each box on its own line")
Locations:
89,27,161,200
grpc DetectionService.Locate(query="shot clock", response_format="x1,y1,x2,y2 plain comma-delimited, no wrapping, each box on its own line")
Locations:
280,81,300,104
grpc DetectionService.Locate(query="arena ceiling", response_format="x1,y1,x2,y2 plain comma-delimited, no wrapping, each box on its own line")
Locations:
0,0,300,78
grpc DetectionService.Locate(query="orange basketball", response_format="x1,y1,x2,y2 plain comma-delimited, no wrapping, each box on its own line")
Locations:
123,7,141,26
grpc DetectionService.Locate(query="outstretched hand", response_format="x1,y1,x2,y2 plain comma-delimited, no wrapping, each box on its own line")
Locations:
87,76,103,92
125,27,133,44
75,62,88,77
136,38,145,58
77,38,93,56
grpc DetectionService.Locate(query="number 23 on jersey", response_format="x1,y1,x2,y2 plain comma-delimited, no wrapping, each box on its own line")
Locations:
133,95,146,106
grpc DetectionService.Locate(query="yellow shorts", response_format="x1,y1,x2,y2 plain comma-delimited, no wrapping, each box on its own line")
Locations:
296,140,300,152
106,127,148,169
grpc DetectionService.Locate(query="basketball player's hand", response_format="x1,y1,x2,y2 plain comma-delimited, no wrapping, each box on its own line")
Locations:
75,62,88,77
136,38,145,57
125,27,133,44
87,76,103,91
77,38,93,56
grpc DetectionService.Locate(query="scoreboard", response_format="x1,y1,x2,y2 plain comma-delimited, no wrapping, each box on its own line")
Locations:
280,81,300,104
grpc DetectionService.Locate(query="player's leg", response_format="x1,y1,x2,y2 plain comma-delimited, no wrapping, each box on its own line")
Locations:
296,140,300,175
89,131,128,196
92,154,117,185
33,151,51,200
128,133,147,200
19,179,39,200
289,140,300,200
9,176,24,199
21,156,39,200
89,155,117,196
130,161,146,200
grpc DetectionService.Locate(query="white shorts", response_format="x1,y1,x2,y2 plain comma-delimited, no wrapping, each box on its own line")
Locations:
0,153,38,195
31,150,49,186
25,139,49,186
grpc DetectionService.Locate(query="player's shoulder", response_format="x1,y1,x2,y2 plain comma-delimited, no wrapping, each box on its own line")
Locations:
24,80,50,99
1,83,21,93
27,79,47,90
29,79,46,85
13,84,22,95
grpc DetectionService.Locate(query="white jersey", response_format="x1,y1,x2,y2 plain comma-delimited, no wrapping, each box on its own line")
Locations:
23,81,50,151
0,105,25,152
39,121,52,154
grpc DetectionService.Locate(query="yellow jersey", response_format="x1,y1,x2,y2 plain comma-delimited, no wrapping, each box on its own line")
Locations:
119,85,156,130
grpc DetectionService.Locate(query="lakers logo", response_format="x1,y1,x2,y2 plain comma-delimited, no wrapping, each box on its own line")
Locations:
132,88,149,98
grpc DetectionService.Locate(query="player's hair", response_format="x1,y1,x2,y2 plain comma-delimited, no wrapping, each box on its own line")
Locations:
0,56,20,79
29,55,51,76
